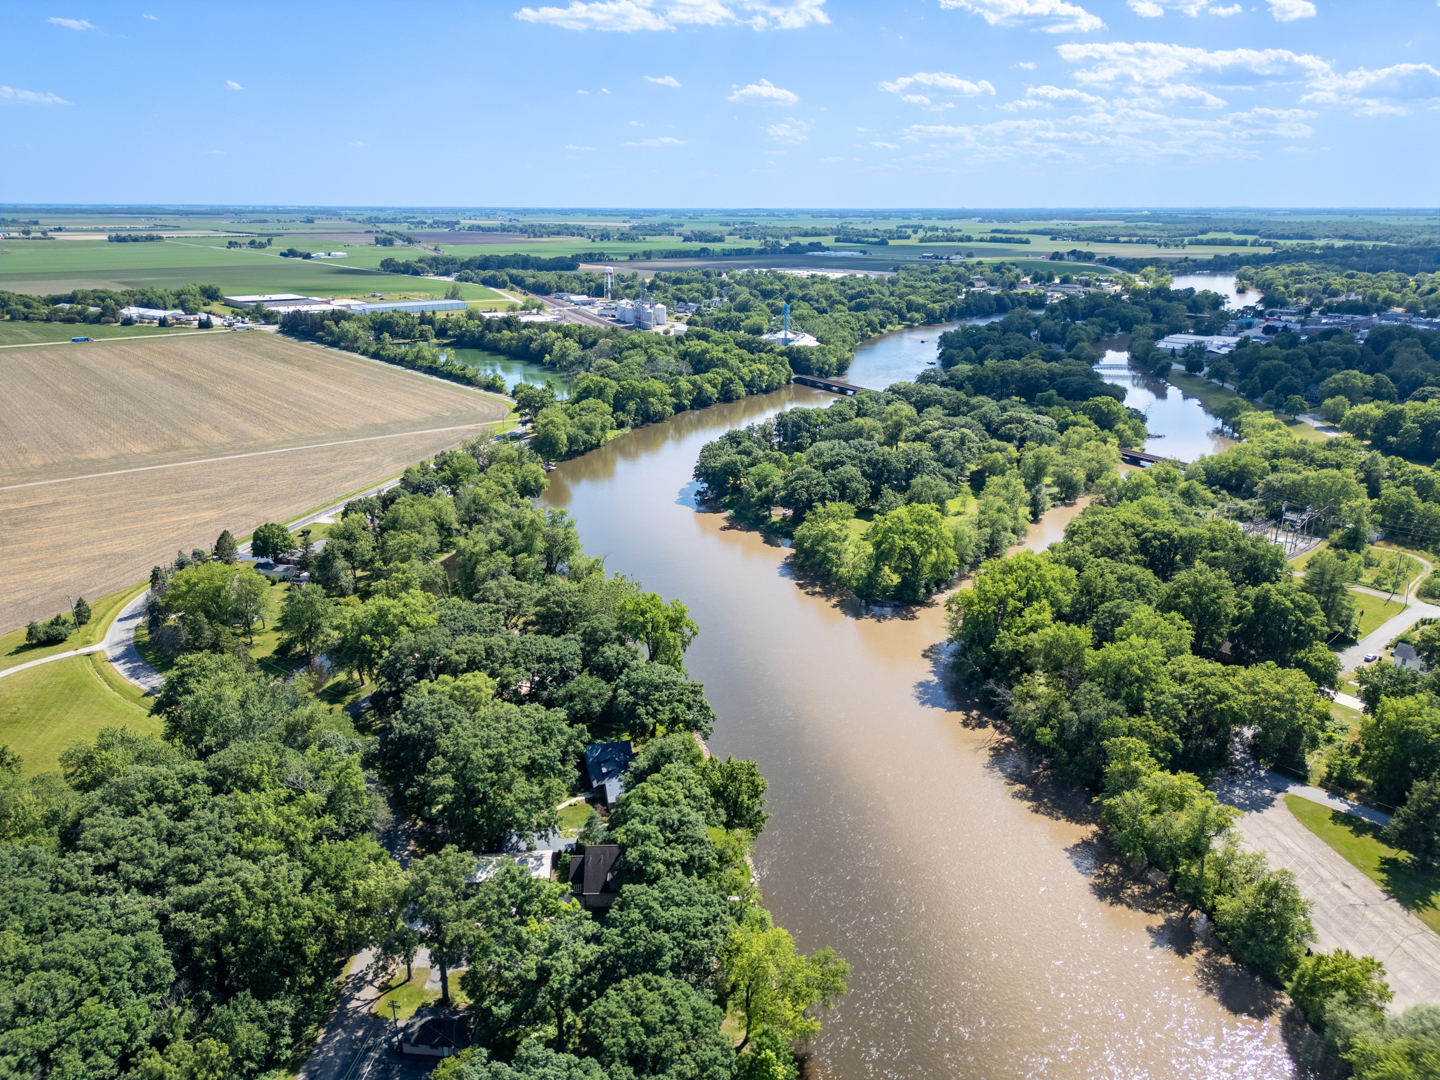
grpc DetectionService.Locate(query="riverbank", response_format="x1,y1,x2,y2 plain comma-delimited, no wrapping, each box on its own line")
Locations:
541,386,1299,1077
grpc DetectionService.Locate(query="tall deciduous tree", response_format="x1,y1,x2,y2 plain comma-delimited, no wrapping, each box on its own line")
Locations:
405,846,477,1008
250,522,293,560
276,584,336,657
722,911,849,1053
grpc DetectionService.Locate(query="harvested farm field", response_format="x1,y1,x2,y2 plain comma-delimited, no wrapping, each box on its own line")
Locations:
0,331,509,631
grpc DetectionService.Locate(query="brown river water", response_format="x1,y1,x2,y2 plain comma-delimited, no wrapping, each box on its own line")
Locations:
540,378,1296,1078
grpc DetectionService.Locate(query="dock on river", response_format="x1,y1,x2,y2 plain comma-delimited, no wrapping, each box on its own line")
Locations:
792,374,865,395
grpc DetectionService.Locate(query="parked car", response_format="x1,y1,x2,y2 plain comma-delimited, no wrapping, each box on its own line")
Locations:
1363,653,1378,662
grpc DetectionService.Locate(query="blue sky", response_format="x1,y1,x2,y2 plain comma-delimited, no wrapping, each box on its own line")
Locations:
3,0,1437,208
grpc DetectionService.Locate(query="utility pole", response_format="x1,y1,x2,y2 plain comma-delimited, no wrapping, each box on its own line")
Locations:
389,999,401,1048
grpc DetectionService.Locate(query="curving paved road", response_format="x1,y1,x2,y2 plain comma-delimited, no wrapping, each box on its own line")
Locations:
0,588,162,691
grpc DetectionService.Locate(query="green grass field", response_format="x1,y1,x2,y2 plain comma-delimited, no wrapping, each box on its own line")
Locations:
1285,795,1440,936
0,581,147,672
0,321,234,346
1350,590,1408,638
0,654,159,774
0,237,505,299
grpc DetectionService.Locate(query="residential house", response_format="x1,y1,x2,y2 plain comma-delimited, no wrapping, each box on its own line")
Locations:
1393,643,1427,673
585,741,634,806
398,1012,472,1058
567,843,622,910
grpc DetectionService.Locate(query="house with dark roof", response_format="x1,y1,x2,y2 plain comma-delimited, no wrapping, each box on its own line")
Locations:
568,843,622,910
1393,642,1427,672
397,1011,472,1058
584,741,634,806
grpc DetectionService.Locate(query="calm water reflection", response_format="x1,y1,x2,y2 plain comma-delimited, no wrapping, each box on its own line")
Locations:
540,388,1292,1079
1168,272,1246,309
443,347,572,398
1096,344,1236,464
845,316,1005,391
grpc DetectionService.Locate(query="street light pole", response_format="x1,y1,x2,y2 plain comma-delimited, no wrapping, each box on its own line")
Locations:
389,999,401,1050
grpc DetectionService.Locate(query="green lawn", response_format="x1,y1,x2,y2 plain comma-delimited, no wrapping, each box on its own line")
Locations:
1350,590,1407,638
1284,795,1440,936
0,237,485,298
1,581,147,671
559,802,593,836
371,969,468,1020
0,654,160,774
0,321,230,346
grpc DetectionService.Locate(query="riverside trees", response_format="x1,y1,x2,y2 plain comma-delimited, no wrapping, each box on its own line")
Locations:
0,435,845,1079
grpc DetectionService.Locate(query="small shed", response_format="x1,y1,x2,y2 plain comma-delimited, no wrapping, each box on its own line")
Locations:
398,1011,472,1057
568,843,622,910
1393,642,1427,672
585,741,634,806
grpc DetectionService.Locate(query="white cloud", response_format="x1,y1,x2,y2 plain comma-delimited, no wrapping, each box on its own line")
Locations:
1268,0,1315,20
1127,0,1217,15
623,135,687,145
1018,61,1037,69
143,12,158,19
1001,84,1108,110
629,119,645,125
938,0,1103,33
1133,0,1247,14
1050,42,1439,118
565,143,597,149
350,141,367,147
901,98,1320,164
0,86,71,105
514,0,827,31
47,16,94,29
871,141,900,149
880,71,996,97
602,87,611,93
577,89,589,93
766,118,810,141
1056,41,1331,87
728,79,798,105
226,80,244,90
645,75,681,86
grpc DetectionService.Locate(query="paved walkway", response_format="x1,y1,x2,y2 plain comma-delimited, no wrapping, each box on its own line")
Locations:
1213,758,1440,1010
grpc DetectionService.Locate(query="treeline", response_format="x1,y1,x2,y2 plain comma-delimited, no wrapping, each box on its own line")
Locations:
279,309,508,394
0,438,848,1079
1103,244,1440,278
107,233,164,242
379,253,582,275
1233,262,1439,316
0,283,223,321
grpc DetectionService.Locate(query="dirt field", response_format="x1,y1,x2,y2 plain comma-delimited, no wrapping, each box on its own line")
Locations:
0,332,509,631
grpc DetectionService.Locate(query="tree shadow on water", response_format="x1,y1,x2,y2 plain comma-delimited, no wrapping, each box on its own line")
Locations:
1081,836,1290,1021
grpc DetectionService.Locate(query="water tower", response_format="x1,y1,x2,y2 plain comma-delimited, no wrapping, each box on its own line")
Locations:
604,266,614,300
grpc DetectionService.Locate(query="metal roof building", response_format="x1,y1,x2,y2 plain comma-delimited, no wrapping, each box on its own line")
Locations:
351,299,468,315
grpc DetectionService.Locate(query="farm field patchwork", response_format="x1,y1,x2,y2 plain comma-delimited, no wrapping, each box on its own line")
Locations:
0,331,508,631
0,237,503,298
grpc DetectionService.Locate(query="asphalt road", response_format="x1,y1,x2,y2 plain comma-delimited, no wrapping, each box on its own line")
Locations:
1213,756,1440,1010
